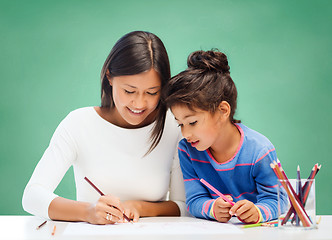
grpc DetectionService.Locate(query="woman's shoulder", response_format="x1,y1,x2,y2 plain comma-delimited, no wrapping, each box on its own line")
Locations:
58,107,97,129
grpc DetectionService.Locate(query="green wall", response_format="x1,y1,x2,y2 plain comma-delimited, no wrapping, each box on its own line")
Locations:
1,0,331,215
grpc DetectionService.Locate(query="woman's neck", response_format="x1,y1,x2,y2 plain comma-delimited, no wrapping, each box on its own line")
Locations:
209,122,241,164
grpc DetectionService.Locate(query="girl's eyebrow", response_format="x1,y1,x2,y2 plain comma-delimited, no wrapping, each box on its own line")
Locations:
124,84,160,90
175,114,195,121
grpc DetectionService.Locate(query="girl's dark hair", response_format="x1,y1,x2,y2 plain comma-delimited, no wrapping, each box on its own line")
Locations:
100,31,171,154
164,49,240,123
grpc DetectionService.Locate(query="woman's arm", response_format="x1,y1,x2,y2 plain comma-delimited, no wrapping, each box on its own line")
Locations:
122,200,180,221
49,196,126,224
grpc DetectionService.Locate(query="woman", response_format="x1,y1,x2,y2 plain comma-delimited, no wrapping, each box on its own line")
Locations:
22,31,186,224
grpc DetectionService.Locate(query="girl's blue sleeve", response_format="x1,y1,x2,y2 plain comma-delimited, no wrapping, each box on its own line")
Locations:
178,140,215,220
253,148,288,222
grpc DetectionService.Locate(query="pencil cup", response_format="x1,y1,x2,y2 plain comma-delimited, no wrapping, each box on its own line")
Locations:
277,179,316,229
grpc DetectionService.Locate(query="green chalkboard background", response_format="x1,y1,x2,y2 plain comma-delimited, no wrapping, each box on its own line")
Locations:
1,0,331,215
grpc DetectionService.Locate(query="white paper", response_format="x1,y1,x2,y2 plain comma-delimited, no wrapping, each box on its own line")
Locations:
63,221,243,236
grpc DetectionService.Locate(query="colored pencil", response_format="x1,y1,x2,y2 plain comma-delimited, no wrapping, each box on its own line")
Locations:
242,220,278,228
200,178,234,206
36,220,47,230
51,225,56,236
295,165,302,226
84,177,132,223
283,163,320,224
271,162,311,227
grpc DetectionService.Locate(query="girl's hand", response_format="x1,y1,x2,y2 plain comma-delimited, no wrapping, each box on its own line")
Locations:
121,200,142,223
86,195,125,225
213,195,233,223
229,200,260,224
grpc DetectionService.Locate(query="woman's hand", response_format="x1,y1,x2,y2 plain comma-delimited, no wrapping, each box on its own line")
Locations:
212,195,233,223
86,195,125,225
121,200,142,223
229,200,260,224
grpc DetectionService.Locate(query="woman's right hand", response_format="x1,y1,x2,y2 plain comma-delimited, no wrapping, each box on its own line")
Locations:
86,195,125,225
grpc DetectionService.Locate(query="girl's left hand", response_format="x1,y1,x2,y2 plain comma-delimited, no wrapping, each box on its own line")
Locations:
121,200,141,223
229,200,260,224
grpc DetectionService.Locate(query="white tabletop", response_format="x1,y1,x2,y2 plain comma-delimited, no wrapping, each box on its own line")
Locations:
0,215,330,240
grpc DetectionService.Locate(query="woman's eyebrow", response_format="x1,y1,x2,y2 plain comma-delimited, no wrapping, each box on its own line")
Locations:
124,84,160,90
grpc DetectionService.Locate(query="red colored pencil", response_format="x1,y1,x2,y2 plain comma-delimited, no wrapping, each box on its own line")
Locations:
84,177,132,223
271,162,311,227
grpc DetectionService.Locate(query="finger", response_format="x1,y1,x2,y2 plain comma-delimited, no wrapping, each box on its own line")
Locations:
103,206,124,222
236,206,258,223
123,209,132,223
214,205,232,213
215,197,233,207
215,211,231,219
132,211,140,223
102,195,124,212
225,195,233,202
233,201,252,217
229,200,246,216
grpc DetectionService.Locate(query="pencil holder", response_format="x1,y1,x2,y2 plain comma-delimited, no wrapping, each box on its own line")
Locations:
277,179,316,229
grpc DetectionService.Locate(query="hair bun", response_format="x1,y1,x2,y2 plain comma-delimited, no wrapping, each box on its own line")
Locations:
187,49,230,74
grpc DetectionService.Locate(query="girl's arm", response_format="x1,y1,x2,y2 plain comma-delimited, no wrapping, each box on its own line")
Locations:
253,151,288,222
178,141,216,220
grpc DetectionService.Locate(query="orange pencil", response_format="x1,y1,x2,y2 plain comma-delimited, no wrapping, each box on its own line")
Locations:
51,225,56,236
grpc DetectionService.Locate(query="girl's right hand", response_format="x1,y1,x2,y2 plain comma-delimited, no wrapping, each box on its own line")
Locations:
212,195,234,223
86,195,125,225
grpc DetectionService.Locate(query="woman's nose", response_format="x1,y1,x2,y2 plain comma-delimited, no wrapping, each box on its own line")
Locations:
132,94,146,108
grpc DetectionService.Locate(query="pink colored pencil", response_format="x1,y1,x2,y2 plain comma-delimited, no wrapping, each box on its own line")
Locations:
200,178,234,206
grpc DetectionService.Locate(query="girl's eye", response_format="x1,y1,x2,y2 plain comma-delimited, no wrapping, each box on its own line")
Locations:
177,123,183,128
125,90,134,94
189,121,197,126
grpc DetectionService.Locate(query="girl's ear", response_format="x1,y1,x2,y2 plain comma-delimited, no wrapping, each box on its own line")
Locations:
218,101,231,119
106,69,112,86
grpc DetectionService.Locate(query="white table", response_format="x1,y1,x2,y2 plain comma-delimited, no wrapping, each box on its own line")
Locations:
0,215,330,240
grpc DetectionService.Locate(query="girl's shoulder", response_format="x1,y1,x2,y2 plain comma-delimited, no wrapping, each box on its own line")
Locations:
237,123,275,151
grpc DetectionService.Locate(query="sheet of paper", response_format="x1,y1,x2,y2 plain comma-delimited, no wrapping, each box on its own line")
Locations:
63,220,243,236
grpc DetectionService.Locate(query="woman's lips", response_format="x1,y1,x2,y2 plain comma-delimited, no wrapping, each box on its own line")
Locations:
128,107,145,115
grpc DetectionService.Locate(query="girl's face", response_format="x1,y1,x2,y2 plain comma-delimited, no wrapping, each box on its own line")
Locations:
109,69,161,128
171,105,224,151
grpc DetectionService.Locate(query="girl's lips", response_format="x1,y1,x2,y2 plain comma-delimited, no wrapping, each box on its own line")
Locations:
191,141,199,148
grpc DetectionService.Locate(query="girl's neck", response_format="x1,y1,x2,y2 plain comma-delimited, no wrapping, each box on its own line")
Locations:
209,122,241,164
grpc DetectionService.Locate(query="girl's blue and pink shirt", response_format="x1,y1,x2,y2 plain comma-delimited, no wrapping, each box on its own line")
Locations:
178,123,288,222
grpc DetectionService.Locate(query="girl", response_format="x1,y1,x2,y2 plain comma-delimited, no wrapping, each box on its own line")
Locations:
164,49,287,224
22,31,186,224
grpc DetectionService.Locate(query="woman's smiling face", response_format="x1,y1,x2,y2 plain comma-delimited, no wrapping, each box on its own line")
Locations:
110,68,161,128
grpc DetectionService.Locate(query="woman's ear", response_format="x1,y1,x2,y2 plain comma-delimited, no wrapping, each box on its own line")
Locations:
218,101,231,119
106,69,112,86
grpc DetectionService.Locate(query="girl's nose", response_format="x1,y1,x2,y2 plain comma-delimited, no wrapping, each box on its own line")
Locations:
181,127,191,140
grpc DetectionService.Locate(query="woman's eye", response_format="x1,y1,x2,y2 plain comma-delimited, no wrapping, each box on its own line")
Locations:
125,90,134,94
177,123,183,127
189,121,197,126
147,92,158,96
